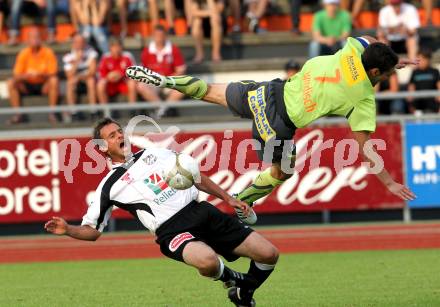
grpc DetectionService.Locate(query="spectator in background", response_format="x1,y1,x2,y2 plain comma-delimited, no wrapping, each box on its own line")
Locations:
377,0,419,60
8,0,47,45
229,0,241,32
421,0,434,25
7,28,59,124
376,72,405,114
309,0,351,58
284,59,301,80
72,0,110,53
116,0,146,38
97,37,137,106
148,0,187,34
340,0,364,28
163,0,187,34
407,48,440,114
188,0,224,63
63,33,98,122
0,0,8,38
245,0,269,33
342,0,433,27
138,25,186,118
9,0,73,45
47,0,72,41
290,0,302,35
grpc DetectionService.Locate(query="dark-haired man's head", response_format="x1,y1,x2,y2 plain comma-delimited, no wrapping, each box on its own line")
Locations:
109,36,123,58
418,48,432,70
153,24,167,48
72,33,86,51
92,118,126,162
27,27,42,50
285,60,301,79
362,42,399,86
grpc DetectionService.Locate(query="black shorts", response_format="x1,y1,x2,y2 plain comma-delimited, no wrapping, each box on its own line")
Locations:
76,80,88,95
390,40,407,54
22,82,44,96
413,98,439,113
226,79,297,163
155,201,253,262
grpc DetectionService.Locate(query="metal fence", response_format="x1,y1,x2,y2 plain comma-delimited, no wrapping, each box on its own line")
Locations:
0,90,439,117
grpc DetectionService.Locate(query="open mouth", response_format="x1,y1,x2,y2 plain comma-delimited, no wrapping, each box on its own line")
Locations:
119,141,125,149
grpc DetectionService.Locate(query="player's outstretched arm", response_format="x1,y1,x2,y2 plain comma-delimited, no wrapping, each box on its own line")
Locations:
395,58,419,69
352,131,416,201
45,217,101,241
195,174,250,215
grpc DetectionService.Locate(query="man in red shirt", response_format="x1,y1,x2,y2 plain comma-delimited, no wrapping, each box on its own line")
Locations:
97,37,137,106
137,25,186,117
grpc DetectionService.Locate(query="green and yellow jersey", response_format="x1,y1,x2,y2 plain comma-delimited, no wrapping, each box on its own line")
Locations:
284,37,376,132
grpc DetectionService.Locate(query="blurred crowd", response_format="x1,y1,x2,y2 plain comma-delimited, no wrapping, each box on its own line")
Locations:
1,0,439,124
7,24,186,124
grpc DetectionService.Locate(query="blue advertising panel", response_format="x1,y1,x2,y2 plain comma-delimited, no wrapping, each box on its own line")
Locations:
405,122,440,208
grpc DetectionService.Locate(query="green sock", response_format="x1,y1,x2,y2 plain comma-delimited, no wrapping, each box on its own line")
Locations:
164,75,208,99
236,168,285,205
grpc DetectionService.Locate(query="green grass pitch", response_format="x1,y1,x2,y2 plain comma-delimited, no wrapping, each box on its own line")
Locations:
1,249,439,307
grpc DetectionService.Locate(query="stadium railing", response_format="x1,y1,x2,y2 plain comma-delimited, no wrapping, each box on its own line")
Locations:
0,90,439,117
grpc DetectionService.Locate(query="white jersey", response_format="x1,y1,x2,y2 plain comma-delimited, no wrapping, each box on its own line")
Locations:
63,47,99,74
81,149,199,234
379,3,420,41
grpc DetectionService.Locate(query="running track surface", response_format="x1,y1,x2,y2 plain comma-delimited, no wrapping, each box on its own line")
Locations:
1,223,440,263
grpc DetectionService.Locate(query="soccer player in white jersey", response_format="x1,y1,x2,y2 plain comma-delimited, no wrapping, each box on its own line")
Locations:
45,118,278,307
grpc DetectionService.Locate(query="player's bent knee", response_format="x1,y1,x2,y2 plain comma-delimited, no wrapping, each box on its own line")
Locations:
262,245,279,265
183,242,219,277
197,252,218,270
7,78,16,88
254,243,279,265
196,253,219,277
49,76,59,86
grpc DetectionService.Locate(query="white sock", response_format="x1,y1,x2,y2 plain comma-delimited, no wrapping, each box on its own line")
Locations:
212,257,225,280
255,262,276,271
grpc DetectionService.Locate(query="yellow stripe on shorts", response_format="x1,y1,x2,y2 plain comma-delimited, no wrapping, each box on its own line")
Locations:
247,86,275,142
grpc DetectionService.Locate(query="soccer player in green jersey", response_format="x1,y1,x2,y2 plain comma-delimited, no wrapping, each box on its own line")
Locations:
126,36,416,225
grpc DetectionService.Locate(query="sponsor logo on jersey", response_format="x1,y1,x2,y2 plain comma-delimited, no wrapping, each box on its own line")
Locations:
144,173,169,195
169,232,195,252
302,72,317,113
153,188,177,205
121,172,134,184
143,154,157,165
341,47,366,86
144,173,178,205
248,86,275,142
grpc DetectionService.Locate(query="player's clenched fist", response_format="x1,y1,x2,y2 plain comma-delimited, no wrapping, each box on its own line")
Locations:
226,197,250,217
44,217,68,235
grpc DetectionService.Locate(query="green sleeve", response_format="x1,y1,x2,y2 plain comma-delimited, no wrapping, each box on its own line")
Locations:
342,11,352,33
312,11,322,32
347,98,377,132
343,37,365,54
